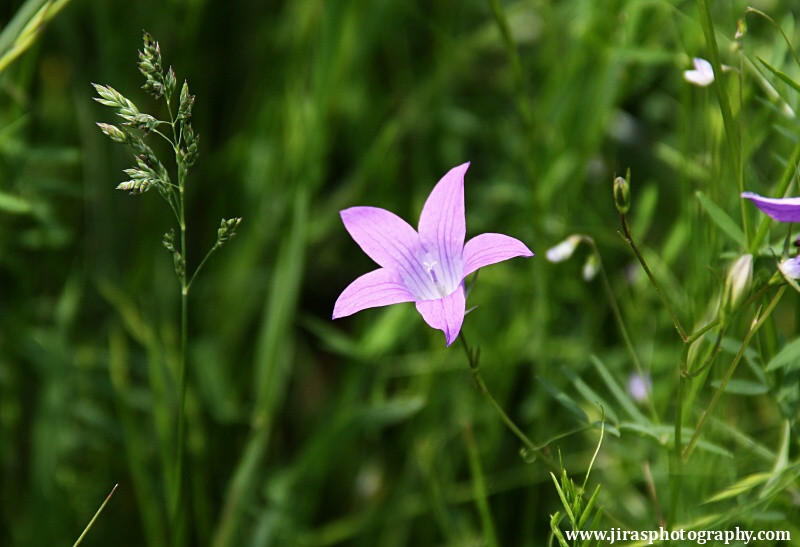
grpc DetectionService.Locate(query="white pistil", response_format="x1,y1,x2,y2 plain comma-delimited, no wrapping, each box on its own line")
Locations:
424,261,448,298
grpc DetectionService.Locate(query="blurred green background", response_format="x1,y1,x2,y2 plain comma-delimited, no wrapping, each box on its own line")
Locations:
2,0,800,545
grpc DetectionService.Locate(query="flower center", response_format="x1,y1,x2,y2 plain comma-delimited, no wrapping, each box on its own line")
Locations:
424,261,448,298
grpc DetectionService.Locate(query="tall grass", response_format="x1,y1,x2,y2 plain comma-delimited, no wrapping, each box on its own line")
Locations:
1,0,800,545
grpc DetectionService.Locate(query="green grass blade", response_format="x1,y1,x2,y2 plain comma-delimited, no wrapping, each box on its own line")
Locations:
695,191,746,247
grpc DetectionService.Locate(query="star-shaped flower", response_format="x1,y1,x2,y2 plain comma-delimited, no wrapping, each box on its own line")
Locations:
742,191,800,278
333,162,533,346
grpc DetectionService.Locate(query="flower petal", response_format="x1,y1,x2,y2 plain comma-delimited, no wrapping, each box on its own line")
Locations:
462,233,533,278
418,163,469,294
742,192,800,222
684,58,715,87
779,257,800,280
415,284,465,346
340,206,437,299
333,268,416,319
545,235,581,263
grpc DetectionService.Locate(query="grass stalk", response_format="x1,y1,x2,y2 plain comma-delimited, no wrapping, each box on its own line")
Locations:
464,424,499,547
620,214,687,341
682,286,787,461
73,484,118,547
587,237,659,423
458,331,556,472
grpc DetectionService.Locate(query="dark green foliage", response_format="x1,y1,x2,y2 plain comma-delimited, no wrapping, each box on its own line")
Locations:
2,0,800,545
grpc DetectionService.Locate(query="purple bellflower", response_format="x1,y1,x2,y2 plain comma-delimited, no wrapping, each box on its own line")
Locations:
332,162,533,346
741,192,800,223
742,191,800,278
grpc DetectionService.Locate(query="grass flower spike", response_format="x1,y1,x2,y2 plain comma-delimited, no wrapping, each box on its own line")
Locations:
333,162,533,346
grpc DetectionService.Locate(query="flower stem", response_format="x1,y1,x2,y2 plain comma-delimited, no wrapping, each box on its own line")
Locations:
73,484,118,547
696,0,740,189
620,214,688,341
464,424,499,547
170,117,189,545
682,286,786,461
458,331,556,471
667,372,686,531
187,243,220,292
736,28,751,245
586,237,659,423
485,0,532,131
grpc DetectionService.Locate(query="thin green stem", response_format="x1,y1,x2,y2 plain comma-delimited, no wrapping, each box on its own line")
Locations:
187,243,220,292
683,329,723,378
485,0,533,130
73,484,118,547
696,0,740,181
484,0,538,213
668,316,720,527
667,285,768,524
166,90,178,143
170,134,189,545
152,128,175,147
667,373,686,532
458,331,556,472
587,237,659,423
737,31,750,245
172,198,189,540
663,295,720,530
686,319,721,344
682,286,787,462
620,214,688,341
581,407,604,493
464,425,499,547
744,8,800,70
165,193,181,225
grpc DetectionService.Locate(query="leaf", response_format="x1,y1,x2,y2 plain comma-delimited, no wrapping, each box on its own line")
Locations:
618,423,732,457
590,356,647,424
577,484,601,529
709,379,768,395
765,337,800,372
695,191,746,247
705,472,773,503
562,367,620,425
0,0,71,75
357,396,426,428
618,422,665,443
537,376,589,423
549,512,570,547
757,56,800,95
550,473,576,524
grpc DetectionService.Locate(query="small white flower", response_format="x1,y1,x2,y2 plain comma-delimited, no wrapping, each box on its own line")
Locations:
582,254,600,281
684,57,736,87
684,57,716,86
546,235,582,263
